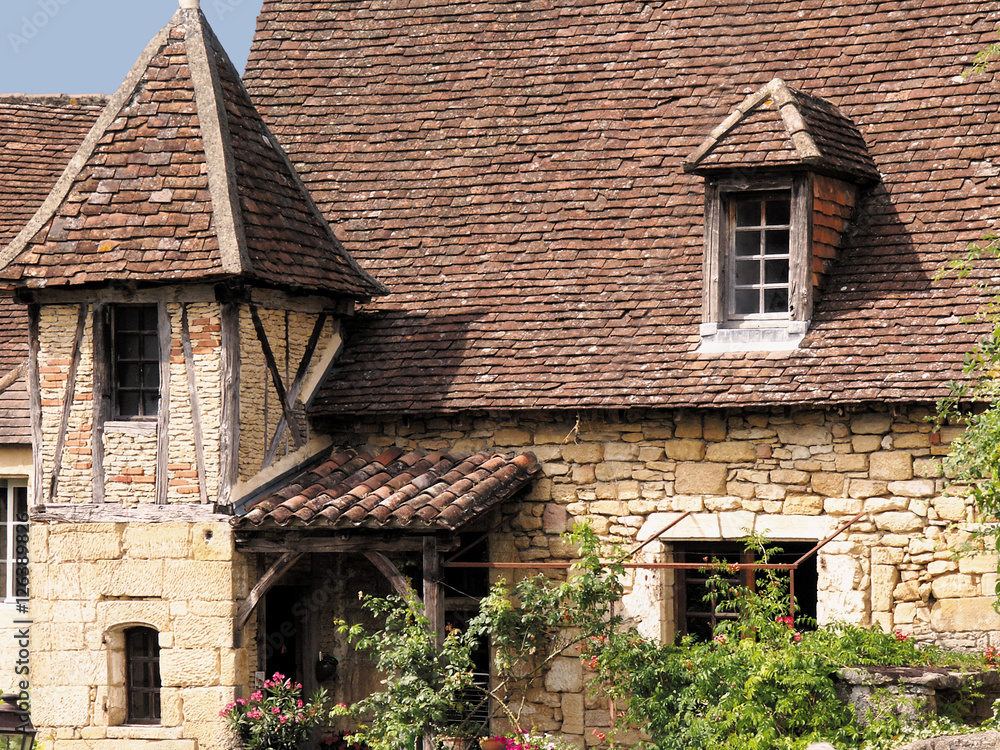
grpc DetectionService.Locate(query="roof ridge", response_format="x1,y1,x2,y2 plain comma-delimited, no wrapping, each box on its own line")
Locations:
0,12,183,272
184,6,253,275
0,94,108,107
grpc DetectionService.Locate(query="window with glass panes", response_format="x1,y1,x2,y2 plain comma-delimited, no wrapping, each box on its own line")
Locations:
112,305,160,418
0,481,27,601
125,626,161,724
730,192,791,318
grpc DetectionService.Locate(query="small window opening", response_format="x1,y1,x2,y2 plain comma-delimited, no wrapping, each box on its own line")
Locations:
673,541,818,641
113,305,160,419
125,626,161,724
0,482,28,601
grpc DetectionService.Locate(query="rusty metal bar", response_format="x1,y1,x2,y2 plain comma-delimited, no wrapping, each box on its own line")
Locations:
793,509,868,568
625,511,693,558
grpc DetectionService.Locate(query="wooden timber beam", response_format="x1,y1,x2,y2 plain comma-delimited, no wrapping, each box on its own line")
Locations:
364,551,421,606
236,536,428,554
235,550,303,634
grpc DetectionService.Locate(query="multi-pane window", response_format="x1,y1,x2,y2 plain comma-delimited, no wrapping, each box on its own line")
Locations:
673,542,817,641
0,481,27,601
125,627,161,724
730,193,791,318
113,305,160,419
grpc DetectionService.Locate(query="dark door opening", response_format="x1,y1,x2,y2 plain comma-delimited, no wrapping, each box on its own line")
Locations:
264,585,304,684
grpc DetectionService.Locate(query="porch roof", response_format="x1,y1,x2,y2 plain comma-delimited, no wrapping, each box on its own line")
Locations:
235,446,539,531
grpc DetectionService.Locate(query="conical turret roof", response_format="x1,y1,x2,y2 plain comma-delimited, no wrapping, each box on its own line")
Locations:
0,3,385,298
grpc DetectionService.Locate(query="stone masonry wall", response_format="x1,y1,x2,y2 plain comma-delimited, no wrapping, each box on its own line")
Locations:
325,405,999,745
28,520,251,750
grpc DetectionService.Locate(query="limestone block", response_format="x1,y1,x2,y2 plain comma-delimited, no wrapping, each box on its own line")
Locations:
220,648,249,686
873,512,922,533
930,574,977,600
97,599,170,632
562,443,604,464
771,469,810,485
871,565,899,611
705,442,756,463
178,686,231,722
864,496,909,513
835,454,868,472
933,495,969,522
674,463,727,495
705,496,744,512
927,560,958,576
494,428,532,446
784,495,823,515
909,538,937,555
703,413,727,441
160,648,221,687
674,417,702,439
931,597,1000,632
869,451,913,481
818,589,869,626
664,440,705,461
123,524,190,559
161,561,234,600
776,423,831,446
852,435,883,453
543,504,568,534
894,602,917,623
561,692,585,734
848,479,888,499
913,458,943,478
544,657,583,693
755,484,786,500
885,480,935,498
594,462,633,481
49,528,122,561
172,616,232,649
824,496,864,515
31,686,91,727
959,554,999,575
604,442,639,461
820,555,863,590
871,547,904,565
894,433,931,449
851,413,891,435
98,559,164,598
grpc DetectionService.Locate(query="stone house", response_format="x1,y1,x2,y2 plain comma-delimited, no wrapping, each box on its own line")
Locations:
2,0,1000,748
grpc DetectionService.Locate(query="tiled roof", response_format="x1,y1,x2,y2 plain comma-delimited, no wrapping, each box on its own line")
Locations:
244,0,1000,413
236,447,539,530
0,7,384,299
683,79,879,182
0,96,103,443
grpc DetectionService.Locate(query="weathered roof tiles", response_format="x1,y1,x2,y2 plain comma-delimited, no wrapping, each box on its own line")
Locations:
0,6,384,299
237,446,539,530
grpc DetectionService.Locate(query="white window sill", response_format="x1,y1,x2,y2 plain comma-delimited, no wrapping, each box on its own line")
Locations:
106,725,182,739
697,322,807,353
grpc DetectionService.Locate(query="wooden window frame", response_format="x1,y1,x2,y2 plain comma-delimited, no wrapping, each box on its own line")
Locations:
125,626,161,725
110,304,162,420
702,174,814,331
0,481,28,602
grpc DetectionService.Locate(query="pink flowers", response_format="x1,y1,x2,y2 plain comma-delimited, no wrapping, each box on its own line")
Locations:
713,634,726,644
221,672,327,749
775,616,794,628
894,630,910,642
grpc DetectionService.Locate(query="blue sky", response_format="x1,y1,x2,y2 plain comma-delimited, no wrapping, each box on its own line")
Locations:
1,0,263,95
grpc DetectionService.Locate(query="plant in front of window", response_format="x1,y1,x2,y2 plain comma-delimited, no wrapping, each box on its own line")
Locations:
221,672,327,750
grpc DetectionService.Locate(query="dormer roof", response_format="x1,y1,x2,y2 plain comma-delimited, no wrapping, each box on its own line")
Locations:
683,79,879,184
0,5,385,299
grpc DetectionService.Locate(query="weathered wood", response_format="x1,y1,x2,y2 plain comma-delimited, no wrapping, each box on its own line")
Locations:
31,502,224,524
181,305,209,505
0,360,26,395
47,304,87,504
423,536,445,648
91,304,109,504
218,301,240,506
249,304,304,448
262,313,327,469
365,550,422,605
27,305,43,509
236,550,303,631
790,175,813,322
155,302,172,505
237,536,427,554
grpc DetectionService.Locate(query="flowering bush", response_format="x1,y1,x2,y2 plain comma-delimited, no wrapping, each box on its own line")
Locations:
488,731,578,750
221,672,327,750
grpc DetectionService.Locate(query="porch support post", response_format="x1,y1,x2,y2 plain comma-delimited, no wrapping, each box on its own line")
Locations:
423,536,445,649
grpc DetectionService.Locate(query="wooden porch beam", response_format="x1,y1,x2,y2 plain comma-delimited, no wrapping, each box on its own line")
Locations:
235,550,303,632
237,536,427,554
364,551,421,606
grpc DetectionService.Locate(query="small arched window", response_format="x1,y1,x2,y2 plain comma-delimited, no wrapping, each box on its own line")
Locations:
125,626,160,724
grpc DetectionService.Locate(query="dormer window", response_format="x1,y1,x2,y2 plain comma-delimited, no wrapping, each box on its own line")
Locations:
683,79,879,353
